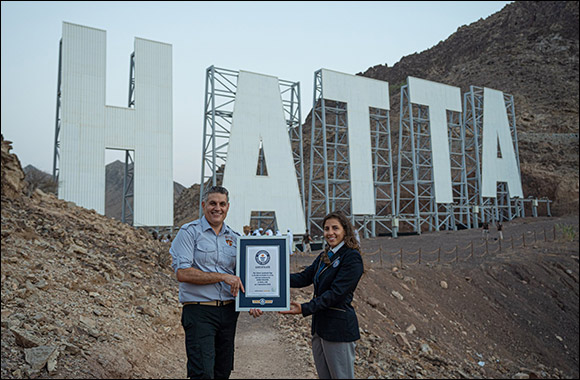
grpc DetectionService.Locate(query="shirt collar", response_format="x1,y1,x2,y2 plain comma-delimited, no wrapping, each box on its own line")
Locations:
200,215,228,236
329,241,345,256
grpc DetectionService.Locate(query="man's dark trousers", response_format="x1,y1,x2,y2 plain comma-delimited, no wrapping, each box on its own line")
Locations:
181,303,240,379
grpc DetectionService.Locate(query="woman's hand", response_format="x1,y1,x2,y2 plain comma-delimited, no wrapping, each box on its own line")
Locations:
279,301,302,315
249,308,263,318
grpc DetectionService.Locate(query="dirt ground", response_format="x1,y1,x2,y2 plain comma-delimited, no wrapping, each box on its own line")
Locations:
230,312,317,379
2,199,577,379
226,215,579,379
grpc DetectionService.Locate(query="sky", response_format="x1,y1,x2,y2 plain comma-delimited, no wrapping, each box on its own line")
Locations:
1,1,511,188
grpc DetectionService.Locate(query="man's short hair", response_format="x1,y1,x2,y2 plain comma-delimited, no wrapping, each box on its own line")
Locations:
202,186,229,202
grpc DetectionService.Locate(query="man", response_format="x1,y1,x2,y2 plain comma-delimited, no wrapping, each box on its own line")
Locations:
302,229,313,254
170,185,244,379
482,221,490,240
287,228,294,255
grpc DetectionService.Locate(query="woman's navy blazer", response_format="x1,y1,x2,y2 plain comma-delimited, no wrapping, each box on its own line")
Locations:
290,244,364,342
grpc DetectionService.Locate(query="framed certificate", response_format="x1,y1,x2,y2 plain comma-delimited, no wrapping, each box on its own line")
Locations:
236,236,290,311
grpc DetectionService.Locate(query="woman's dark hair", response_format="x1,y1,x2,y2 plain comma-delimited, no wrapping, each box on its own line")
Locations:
321,211,361,262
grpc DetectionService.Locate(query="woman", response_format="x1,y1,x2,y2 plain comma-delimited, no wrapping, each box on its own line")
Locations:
280,211,364,379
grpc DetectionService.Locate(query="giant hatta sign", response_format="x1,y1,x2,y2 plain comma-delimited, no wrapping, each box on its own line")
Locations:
209,69,524,235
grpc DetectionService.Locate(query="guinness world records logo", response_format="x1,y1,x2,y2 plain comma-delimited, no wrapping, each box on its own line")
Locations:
255,250,270,265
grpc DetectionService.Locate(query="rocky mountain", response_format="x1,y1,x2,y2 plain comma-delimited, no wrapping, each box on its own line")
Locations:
19,161,186,225
23,165,57,197
103,160,186,224
356,0,579,216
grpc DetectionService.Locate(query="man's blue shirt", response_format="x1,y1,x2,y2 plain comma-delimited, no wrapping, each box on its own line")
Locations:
170,216,239,303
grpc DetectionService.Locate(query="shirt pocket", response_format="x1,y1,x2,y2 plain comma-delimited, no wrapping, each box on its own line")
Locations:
222,245,237,270
195,241,217,267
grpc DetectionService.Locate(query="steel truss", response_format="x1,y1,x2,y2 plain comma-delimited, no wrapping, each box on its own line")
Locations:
396,84,465,234
122,53,136,225
53,39,63,184
199,66,304,231
121,150,135,225
307,70,395,237
463,86,522,224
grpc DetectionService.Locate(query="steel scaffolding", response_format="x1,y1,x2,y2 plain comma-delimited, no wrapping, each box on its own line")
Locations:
121,150,135,225
121,53,136,225
52,39,63,184
463,86,522,224
307,70,394,237
396,84,463,234
199,66,304,230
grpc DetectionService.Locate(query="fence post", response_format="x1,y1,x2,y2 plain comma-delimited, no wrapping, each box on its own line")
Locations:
553,225,556,241
418,248,422,264
499,238,502,253
379,248,383,269
400,248,403,268
544,228,547,242
437,247,441,263
522,233,526,247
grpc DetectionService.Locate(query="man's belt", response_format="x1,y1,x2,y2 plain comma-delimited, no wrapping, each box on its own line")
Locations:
183,300,234,307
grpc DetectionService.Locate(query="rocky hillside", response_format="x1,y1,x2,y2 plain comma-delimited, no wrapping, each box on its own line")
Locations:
1,135,183,378
2,135,578,380
357,0,579,216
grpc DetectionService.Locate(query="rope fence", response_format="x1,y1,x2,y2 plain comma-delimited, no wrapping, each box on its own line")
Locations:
290,224,578,271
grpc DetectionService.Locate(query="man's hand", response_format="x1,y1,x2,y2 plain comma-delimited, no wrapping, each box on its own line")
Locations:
222,274,245,297
279,301,302,315
249,308,263,318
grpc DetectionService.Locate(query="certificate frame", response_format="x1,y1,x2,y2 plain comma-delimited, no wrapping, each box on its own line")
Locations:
236,236,290,311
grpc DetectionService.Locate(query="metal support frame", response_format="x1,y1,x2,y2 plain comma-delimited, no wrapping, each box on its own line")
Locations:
462,87,483,228
52,39,63,185
199,66,304,231
121,150,135,225
396,84,460,234
448,109,466,231
308,70,348,235
307,70,394,237
463,86,525,224
128,52,135,108
356,106,394,238
122,52,136,225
